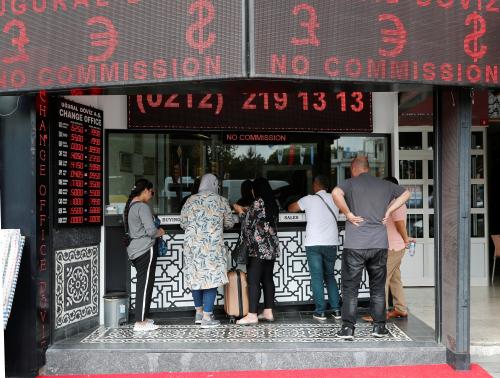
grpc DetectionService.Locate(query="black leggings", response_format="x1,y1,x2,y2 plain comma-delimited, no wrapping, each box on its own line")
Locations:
131,247,157,322
247,257,275,313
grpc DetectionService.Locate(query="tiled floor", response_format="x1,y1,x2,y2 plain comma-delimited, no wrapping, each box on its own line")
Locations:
406,280,500,377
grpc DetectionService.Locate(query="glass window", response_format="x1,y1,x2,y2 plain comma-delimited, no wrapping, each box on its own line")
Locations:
331,136,389,185
427,132,434,150
107,133,390,215
471,155,484,179
404,185,423,209
429,214,434,238
399,132,422,150
428,185,434,209
407,214,424,238
399,160,423,180
471,184,484,208
471,131,483,149
471,214,485,238
428,160,433,180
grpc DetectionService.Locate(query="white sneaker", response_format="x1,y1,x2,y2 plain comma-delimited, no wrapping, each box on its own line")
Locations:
133,322,159,332
145,318,155,324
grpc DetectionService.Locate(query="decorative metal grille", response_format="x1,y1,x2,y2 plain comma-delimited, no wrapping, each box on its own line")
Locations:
130,229,370,311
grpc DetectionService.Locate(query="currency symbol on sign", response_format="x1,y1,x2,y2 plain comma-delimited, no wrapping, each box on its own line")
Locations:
2,19,30,64
378,14,407,58
186,0,216,54
464,12,487,63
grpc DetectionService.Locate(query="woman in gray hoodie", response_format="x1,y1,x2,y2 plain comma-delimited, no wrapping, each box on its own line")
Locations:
124,179,165,332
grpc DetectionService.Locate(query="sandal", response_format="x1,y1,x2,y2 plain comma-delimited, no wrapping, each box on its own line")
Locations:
257,313,275,322
236,317,258,326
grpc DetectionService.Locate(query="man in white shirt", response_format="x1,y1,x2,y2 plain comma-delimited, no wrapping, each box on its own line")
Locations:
289,175,341,321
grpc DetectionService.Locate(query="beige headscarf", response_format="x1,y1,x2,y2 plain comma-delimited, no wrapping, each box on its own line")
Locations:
198,173,219,194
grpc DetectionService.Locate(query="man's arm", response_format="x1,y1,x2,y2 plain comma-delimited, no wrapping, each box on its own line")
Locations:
383,190,411,224
332,187,364,226
394,220,410,245
288,201,301,213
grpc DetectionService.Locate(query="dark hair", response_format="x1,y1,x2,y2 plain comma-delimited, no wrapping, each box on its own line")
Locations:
191,177,201,195
124,179,153,231
314,175,330,190
237,179,254,207
384,176,399,185
252,177,279,223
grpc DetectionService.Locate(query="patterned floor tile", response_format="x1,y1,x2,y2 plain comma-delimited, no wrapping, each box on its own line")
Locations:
81,322,411,344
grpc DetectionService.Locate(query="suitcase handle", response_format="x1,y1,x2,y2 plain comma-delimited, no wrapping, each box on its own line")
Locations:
236,270,244,318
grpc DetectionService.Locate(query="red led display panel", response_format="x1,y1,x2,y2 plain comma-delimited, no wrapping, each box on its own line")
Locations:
250,0,500,87
0,1,244,93
54,98,103,227
128,92,372,132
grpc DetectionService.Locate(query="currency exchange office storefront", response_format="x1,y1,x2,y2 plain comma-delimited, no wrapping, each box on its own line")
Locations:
1,1,499,376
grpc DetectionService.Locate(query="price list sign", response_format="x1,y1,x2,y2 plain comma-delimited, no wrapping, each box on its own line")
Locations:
54,99,103,227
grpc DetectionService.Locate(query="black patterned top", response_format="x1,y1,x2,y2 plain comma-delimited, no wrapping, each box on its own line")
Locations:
241,198,280,260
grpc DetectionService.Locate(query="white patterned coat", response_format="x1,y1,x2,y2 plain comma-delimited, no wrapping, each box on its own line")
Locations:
180,192,235,290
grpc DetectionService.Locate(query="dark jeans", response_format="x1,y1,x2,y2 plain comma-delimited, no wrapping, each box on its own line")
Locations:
131,247,157,322
341,248,387,328
192,288,218,313
247,257,275,313
305,246,341,313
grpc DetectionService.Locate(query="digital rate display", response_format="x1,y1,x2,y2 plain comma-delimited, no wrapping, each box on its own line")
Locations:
54,99,103,227
0,1,244,92
128,91,372,132
251,0,500,86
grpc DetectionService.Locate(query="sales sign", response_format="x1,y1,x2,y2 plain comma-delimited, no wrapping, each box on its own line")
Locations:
54,98,103,227
128,91,372,132
0,1,244,93
250,0,500,86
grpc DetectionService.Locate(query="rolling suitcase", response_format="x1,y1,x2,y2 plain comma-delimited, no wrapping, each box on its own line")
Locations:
224,269,249,323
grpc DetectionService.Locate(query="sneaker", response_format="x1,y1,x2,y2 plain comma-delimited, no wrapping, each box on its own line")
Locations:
200,314,221,329
145,318,155,324
195,312,203,324
372,324,390,338
313,312,327,321
133,322,159,332
332,310,342,320
336,325,355,340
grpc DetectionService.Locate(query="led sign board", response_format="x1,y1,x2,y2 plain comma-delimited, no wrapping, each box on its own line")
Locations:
0,1,244,92
128,91,372,132
54,98,103,226
250,0,500,86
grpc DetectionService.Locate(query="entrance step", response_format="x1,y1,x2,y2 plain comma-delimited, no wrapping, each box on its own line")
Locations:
45,315,446,375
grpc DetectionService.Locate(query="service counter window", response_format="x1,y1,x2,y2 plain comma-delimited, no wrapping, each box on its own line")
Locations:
106,132,389,215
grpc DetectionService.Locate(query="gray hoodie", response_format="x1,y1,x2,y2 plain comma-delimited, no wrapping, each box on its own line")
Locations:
125,201,157,260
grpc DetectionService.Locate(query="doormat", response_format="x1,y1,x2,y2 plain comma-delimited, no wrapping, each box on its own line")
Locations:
38,364,492,378
81,322,411,344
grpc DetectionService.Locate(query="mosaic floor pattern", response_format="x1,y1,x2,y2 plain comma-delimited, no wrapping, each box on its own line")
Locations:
81,322,412,344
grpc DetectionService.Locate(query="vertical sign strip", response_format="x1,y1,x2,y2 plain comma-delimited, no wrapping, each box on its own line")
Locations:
35,92,50,365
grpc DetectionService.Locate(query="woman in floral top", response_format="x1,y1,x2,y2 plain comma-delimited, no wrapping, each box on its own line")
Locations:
180,174,235,328
233,177,280,325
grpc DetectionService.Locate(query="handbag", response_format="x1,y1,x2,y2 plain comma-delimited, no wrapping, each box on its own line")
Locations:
232,233,248,265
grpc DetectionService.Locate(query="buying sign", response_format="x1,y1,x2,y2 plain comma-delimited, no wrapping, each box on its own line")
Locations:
0,0,244,92
250,0,500,86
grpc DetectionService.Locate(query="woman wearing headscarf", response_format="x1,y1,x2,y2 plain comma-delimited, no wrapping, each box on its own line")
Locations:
233,177,280,325
124,179,165,332
180,173,235,328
